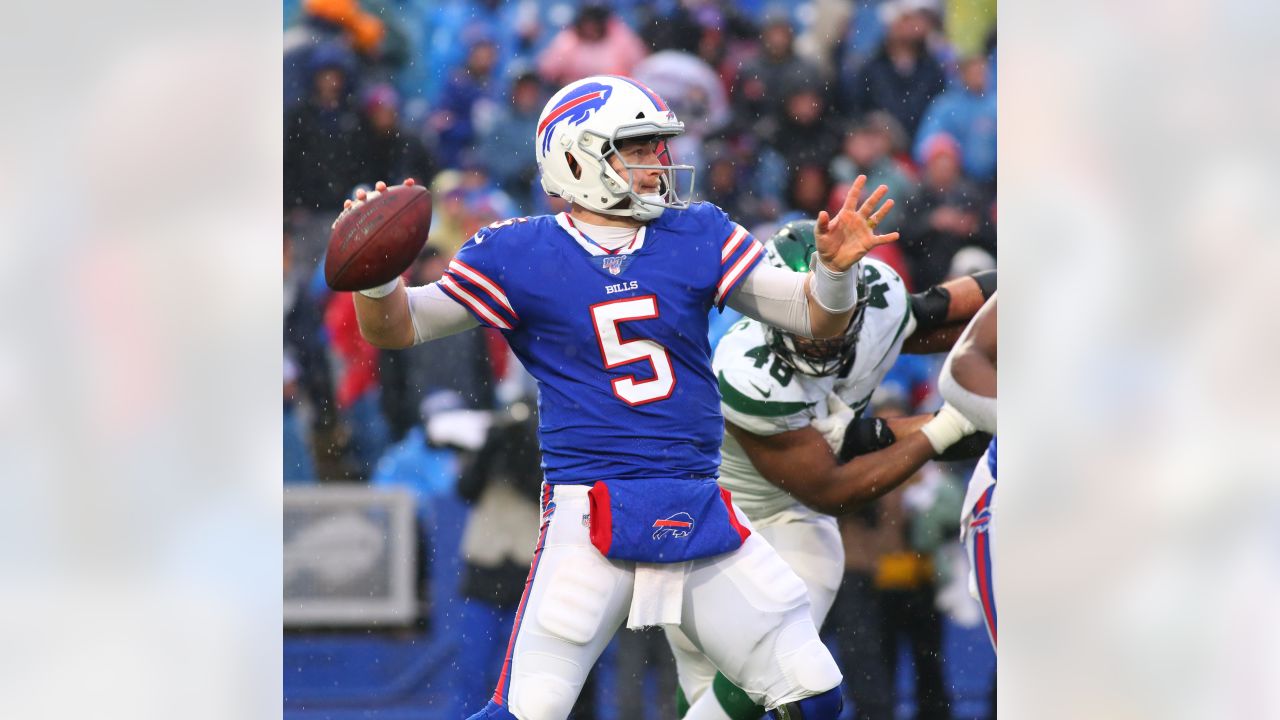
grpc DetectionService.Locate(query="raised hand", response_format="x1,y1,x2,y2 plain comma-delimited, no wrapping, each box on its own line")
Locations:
814,175,899,273
332,178,417,229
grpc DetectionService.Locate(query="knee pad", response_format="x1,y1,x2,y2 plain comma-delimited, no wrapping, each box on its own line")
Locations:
775,624,843,695
768,686,843,720
508,669,579,720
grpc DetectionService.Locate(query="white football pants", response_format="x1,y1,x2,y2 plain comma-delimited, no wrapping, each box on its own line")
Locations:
664,509,846,708
491,484,842,720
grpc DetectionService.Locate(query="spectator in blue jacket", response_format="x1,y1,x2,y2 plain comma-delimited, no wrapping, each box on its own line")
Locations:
840,0,947,142
480,70,545,211
914,54,997,185
430,29,502,169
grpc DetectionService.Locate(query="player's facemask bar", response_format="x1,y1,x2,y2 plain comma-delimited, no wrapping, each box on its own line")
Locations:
582,125,696,218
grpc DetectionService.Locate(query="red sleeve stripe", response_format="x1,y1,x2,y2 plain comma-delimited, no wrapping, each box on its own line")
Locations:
720,225,748,262
715,240,764,307
439,275,513,330
448,259,517,318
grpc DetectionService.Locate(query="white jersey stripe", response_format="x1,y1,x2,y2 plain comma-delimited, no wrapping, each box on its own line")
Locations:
715,240,764,306
439,274,513,330
448,260,518,317
720,225,747,262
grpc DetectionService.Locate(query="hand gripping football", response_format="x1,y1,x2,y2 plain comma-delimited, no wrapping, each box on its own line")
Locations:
325,184,433,291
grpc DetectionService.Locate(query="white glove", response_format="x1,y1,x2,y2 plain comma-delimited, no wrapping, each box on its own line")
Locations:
919,402,977,454
810,394,856,454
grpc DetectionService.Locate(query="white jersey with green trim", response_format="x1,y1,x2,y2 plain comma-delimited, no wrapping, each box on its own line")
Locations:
714,259,917,519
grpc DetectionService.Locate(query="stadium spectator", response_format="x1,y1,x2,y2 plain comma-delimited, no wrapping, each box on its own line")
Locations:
536,3,648,86
702,140,771,230
729,7,822,143
283,0,385,110
785,162,835,219
830,112,918,234
356,83,437,190
841,0,947,141
914,54,997,186
793,0,854,77
285,44,367,213
900,133,995,289
431,29,503,169
771,79,841,170
478,70,546,210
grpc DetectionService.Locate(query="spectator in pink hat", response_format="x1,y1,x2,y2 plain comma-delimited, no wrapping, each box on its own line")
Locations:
901,133,995,289
536,3,648,85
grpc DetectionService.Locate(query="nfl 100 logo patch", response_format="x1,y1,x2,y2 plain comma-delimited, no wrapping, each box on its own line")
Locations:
597,255,635,276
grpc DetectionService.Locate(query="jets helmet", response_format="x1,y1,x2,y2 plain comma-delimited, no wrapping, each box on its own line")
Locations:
763,220,870,376
536,75,694,221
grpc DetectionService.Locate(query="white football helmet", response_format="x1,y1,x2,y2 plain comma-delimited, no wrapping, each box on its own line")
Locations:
536,75,695,221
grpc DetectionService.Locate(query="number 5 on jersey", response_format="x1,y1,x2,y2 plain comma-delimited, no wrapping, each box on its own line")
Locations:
590,296,676,406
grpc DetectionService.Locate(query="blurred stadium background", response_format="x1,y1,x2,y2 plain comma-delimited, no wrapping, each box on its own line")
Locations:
283,1,997,718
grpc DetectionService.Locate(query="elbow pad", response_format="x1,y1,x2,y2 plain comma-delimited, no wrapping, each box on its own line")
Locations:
908,285,952,332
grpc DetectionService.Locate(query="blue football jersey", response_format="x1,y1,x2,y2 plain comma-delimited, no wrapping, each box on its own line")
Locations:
437,202,765,484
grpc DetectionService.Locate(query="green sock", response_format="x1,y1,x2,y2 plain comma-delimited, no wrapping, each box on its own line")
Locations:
713,672,766,720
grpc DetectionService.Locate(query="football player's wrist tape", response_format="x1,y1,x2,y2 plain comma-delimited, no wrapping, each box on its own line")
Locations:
357,277,401,299
808,252,857,313
920,403,977,454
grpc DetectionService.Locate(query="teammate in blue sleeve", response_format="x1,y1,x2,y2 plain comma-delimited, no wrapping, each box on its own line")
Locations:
341,75,900,720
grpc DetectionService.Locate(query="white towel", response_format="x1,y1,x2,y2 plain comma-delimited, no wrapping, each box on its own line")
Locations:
627,561,689,629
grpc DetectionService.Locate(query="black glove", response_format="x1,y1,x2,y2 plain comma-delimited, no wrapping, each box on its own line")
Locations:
838,417,897,464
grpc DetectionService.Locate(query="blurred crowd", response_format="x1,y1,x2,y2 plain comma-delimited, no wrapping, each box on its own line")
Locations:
283,0,996,717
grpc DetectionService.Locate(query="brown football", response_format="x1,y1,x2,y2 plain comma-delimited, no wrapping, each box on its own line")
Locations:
325,184,433,291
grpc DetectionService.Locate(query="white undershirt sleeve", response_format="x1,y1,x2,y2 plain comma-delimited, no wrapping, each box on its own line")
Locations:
725,264,814,338
938,351,998,433
405,282,481,344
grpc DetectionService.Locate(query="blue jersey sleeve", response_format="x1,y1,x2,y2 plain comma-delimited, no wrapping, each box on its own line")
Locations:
706,205,765,310
437,221,525,330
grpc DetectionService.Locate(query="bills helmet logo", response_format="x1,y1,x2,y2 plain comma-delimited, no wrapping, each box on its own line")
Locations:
539,82,613,155
652,512,695,540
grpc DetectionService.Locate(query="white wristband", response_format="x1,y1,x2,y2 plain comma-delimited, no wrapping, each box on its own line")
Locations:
920,403,977,454
808,253,857,313
357,277,401,299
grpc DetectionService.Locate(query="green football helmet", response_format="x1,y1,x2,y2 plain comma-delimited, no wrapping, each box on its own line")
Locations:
762,220,869,376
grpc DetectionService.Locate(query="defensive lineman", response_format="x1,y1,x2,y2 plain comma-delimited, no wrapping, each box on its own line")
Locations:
670,221,995,720
343,76,898,720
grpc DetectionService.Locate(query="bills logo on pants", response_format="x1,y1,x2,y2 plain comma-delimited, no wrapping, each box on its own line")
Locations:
652,512,694,540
